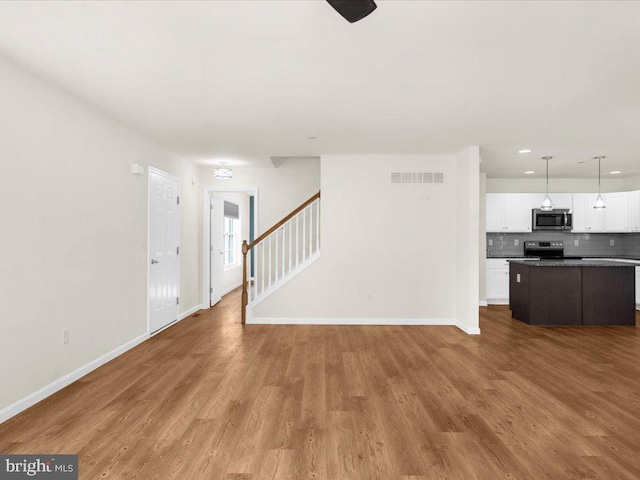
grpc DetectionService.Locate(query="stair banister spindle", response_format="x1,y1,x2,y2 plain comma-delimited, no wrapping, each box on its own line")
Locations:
275,228,279,283
289,219,292,273
303,207,307,261
268,236,272,289
261,242,265,296
282,225,286,277
315,200,320,253
296,215,300,267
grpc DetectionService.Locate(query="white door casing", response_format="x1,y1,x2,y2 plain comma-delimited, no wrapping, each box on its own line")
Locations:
210,193,223,306
149,168,179,333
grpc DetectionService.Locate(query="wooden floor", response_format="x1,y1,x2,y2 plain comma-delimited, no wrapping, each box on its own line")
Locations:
1,292,640,479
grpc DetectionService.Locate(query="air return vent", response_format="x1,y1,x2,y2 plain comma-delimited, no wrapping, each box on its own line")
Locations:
390,172,444,185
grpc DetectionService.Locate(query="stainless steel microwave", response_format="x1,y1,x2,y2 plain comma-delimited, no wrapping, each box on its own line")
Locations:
532,209,573,231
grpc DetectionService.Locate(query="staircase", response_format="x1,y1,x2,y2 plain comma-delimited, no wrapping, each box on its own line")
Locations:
241,191,321,323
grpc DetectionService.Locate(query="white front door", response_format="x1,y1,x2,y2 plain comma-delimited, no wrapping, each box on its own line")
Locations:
149,168,179,333
210,193,224,306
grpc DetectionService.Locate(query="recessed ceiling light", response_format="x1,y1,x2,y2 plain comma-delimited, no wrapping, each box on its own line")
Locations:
518,149,532,154
308,136,317,140
610,170,621,174
524,170,535,175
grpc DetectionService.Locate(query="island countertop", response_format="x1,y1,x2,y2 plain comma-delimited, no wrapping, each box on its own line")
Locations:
508,259,636,267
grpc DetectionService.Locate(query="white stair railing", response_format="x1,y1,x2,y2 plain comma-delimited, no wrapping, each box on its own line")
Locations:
241,192,321,323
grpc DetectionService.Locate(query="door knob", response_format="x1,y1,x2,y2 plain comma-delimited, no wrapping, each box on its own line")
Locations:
151,259,159,264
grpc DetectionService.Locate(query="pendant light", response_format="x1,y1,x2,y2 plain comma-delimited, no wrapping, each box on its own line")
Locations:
540,156,554,211
213,161,233,180
593,156,606,209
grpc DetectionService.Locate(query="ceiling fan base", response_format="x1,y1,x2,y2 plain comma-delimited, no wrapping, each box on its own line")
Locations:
326,0,377,23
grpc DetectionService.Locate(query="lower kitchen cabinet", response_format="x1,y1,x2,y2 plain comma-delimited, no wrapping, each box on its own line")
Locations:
486,259,511,305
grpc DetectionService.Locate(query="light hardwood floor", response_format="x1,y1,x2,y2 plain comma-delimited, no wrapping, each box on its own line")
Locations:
1,290,640,479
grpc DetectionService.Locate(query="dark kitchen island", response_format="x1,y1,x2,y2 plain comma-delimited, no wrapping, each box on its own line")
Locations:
508,259,636,326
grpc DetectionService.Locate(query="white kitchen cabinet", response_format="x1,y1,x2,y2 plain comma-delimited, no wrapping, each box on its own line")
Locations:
605,192,630,232
629,191,640,232
572,193,606,232
531,193,573,210
486,258,512,304
636,267,640,309
486,194,532,233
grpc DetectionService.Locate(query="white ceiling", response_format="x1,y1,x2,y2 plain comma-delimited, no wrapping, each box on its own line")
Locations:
0,1,639,178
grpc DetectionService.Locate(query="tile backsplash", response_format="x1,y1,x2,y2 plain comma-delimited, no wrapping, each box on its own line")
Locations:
487,232,640,257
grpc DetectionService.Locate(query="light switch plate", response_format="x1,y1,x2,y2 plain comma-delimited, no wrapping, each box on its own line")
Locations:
516,273,521,283
514,239,519,246
610,239,615,246
62,329,69,345
574,239,579,246
488,239,493,246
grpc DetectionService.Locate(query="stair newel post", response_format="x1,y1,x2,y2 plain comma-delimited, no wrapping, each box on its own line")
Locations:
241,240,249,325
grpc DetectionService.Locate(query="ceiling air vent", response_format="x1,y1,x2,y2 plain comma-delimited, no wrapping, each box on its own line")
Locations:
401,172,412,184
434,172,445,184
391,172,402,184
422,172,434,184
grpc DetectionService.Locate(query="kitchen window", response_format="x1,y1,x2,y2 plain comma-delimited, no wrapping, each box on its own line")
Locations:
223,201,240,268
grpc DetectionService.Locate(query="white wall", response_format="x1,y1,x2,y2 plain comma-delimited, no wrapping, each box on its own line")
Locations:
455,147,481,333
0,56,201,415
221,193,251,295
200,158,321,236
252,153,481,333
486,177,626,193
479,173,487,305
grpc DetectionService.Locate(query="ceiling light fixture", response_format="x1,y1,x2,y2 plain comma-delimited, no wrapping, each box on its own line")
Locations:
610,170,621,175
540,156,554,211
213,161,232,180
518,149,532,154
524,171,535,175
593,156,606,209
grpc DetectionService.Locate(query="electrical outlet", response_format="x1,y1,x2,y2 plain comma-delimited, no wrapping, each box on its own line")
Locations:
514,239,519,247
366,293,372,302
610,239,615,246
488,239,493,246
574,239,579,246
62,329,69,345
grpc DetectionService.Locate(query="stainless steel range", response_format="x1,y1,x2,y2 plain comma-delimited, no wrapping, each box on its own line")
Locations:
524,240,565,258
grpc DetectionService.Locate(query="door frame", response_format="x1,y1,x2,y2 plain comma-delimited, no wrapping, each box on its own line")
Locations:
202,186,259,308
148,166,181,336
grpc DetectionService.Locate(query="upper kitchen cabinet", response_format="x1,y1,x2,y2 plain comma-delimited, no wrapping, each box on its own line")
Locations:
629,191,640,232
531,193,573,210
486,193,532,232
604,192,630,232
572,193,606,232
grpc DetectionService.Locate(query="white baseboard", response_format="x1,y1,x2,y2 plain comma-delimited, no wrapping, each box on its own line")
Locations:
179,304,204,320
0,332,149,425
486,298,509,305
456,321,481,335
478,301,488,307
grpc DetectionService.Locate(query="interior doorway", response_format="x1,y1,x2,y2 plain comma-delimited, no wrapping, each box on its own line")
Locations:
203,187,258,308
